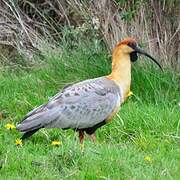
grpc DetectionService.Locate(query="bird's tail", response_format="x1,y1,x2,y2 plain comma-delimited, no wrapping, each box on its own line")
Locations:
16,106,46,139
16,103,63,139
16,115,45,140
21,128,41,140
16,118,43,133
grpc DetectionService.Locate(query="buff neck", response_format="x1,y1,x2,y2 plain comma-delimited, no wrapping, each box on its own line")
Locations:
106,49,131,101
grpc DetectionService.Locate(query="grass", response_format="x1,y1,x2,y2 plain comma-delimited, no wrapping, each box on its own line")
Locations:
0,41,179,179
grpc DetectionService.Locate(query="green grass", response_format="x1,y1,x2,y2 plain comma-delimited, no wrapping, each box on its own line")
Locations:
0,42,179,179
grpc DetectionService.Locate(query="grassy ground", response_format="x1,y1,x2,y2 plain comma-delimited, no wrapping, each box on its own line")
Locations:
0,42,179,179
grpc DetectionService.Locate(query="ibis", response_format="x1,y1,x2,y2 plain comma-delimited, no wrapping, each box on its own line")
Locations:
16,38,162,143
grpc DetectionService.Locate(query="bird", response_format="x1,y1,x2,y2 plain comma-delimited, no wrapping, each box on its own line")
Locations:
16,38,162,144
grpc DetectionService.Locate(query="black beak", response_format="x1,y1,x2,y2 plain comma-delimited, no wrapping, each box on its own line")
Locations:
134,46,162,70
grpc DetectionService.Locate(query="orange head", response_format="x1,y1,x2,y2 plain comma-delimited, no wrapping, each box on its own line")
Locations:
116,38,137,47
113,38,162,69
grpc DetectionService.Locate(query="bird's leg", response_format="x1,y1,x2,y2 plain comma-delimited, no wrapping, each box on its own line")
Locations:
79,130,84,143
89,133,96,142
79,130,85,152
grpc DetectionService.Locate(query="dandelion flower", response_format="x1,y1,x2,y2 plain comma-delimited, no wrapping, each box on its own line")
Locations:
144,155,152,163
15,138,23,146
5,123,15,130
51,140,62,146
127,91,133,97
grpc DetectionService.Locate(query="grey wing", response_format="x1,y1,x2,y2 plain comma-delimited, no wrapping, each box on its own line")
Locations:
16,85,72,132
17,77,121,132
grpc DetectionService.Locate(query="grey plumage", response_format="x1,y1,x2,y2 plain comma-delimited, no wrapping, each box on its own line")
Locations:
16,77,121,133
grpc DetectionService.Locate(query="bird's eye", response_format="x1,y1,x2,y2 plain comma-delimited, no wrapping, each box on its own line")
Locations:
127,42,137,50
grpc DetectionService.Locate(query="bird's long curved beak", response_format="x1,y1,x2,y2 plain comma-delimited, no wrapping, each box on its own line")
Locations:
134,46,162,70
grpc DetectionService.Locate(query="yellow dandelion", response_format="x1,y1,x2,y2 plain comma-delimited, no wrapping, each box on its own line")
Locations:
51,140,62,146
144,155,152,163
127,91,133,97
15,138,23,146
5,123,15,130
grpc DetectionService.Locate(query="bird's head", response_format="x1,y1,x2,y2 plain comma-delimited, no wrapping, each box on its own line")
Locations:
114,38,162,70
